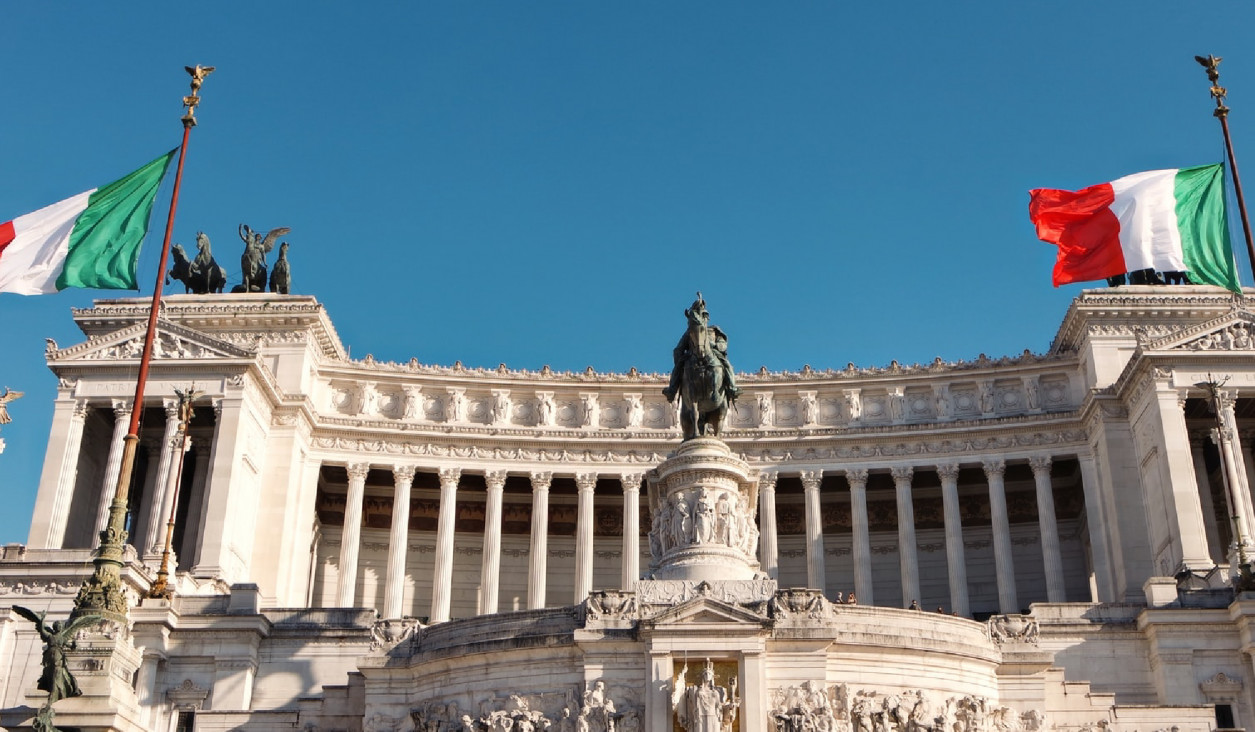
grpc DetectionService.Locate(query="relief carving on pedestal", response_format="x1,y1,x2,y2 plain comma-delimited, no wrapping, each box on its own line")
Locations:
648,483,759,561
413,684,638,732
987,614,1040,645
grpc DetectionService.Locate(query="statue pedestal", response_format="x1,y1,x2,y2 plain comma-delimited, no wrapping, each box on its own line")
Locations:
2,624,147,732
647,437,761,582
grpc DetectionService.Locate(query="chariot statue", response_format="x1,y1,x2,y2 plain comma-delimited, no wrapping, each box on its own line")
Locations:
662,293,741,440
238,224,291,293
167,232,227,294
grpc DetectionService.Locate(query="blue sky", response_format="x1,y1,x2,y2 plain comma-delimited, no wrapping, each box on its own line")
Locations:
1,2,1252,543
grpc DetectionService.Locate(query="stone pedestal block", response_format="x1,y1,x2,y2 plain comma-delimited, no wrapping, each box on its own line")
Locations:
646,437,761,582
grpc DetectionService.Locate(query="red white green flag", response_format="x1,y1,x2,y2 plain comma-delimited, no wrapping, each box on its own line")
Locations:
1029,163,1241,291
0,150,177,295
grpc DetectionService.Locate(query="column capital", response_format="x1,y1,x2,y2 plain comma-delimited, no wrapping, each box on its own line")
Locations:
484,470,508,490
72,399,90,420
890,465,914,483
935,463,961,482
758,471,779,492
212,398,224,419
1028,455,1053,476
574,472,598,492
982,458,1007,478
393,465,417,484
346,462,371,482
844,467,869,487
799,470,823,491
111,399,134,419
438,467,462,488
620,473,644,491
163,398,182,420
530,471,553,491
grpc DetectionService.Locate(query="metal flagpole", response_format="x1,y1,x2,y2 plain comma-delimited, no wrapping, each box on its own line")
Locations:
73,65,214,622
1196,55,1255,280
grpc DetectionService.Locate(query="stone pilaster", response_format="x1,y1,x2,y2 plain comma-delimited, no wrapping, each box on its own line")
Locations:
528,471,552,609
936,462,969,616
984,459,1018,613
94,399,133,541
480,470,507,614
430,467,461,623
758,472,779,580
800,470,826,592
846,468,873,606
36,399,88,549
621,473,643,590
383,465,416,619
1029,455,1066,602
1077,454,1116,602
891,465,919,607
336,462,370,607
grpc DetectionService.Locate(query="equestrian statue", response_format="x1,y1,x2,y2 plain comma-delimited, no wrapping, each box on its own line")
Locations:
662,293,742,440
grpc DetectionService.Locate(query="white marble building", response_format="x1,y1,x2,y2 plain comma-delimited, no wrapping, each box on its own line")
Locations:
2,287,1255,730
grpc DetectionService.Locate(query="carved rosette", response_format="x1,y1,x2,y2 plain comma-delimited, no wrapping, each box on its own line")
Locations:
647,437,761,581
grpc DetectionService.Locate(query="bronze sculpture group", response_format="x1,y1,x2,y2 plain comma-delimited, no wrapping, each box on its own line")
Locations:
12,606,100,732
662,293,741,440
167,223,293,295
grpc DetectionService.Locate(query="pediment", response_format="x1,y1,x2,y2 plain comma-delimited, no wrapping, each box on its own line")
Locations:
1145,311,1255,353
647,596,768,627
48,318,255,362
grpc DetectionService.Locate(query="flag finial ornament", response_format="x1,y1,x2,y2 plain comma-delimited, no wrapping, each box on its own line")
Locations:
182,65,214,128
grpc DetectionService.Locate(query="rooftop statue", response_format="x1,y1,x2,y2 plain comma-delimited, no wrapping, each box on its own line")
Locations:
237,224,291,293
269,241,292,294
662,293,741,440
167,232,227,294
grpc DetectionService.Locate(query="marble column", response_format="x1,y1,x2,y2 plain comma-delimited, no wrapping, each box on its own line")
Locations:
94,399,133,541
1192,441,1226,564
891,466,920,607
620,473,643,590
480,470,507,615
1029,455,1067,602
44,400,88,549
430,467,461,623
800,470,826,592
984,459,1019,614
936,463,969,617
845,468,873,605
143,400,184,559
383,465,416,619
527,471,552,610
573,473,597,603
758,472,779,580
1077,454,1115,601
336,462,370,607
1218,390,1255,551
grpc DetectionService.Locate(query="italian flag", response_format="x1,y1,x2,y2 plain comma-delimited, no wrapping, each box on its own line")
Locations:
0,150,177,295
1029,163,1241,291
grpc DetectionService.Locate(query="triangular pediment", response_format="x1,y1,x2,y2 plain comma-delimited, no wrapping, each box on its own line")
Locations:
48,318,255,362
646,596,768,627
1146,311,1255,353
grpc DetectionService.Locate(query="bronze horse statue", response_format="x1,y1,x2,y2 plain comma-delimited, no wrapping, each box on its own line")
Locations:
166,232,227,294
663,293,740,440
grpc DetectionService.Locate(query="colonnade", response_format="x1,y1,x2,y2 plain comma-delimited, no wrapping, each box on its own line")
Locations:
331,464,646,622
755,458,1067,615
325,455,1080,619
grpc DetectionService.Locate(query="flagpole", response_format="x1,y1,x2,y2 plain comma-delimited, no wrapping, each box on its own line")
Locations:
1197,55,1255,281
73,66,213,623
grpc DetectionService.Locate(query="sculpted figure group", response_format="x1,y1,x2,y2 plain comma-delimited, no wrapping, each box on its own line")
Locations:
649,487,758,559
769,682,1047,732
167,224,295,295
412,682,637,732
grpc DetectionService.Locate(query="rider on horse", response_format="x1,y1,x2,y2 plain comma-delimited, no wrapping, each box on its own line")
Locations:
662,293,742,407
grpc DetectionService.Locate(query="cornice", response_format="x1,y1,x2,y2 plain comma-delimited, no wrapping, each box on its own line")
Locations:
1050,285,1249,353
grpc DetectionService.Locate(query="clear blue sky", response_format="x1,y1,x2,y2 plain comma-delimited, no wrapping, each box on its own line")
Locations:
1,3,1252,543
